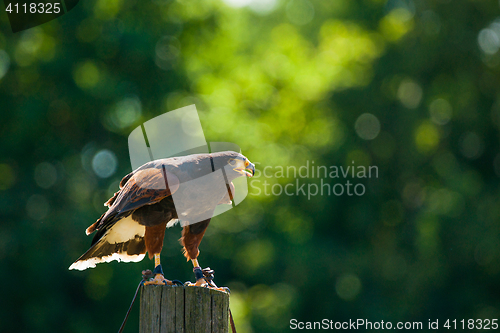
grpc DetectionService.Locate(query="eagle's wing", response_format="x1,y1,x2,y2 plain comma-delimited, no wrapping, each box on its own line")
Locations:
86,165,180,236
110,165,179,216
69,164,180,270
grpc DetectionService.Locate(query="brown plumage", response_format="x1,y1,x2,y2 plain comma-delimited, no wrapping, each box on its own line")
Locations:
180,219,210,260
145,221,168,259
69,151,255,272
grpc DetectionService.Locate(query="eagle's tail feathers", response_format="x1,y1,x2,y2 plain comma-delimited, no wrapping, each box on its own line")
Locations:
69,236,146,270
70,216,147,271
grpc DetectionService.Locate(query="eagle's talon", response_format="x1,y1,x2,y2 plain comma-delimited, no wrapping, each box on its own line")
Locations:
143,274,173,286
206,285,230,293
186,278,208,287
213,287,230,293
185,279,230,293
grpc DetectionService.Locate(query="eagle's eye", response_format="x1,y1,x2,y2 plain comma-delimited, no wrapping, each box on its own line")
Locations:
229,159,238,167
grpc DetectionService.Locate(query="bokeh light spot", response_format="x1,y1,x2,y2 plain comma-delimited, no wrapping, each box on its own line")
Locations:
155,36,181,70
478,27,500,55
429,98,452,125
415,121,439,153
238,240,275,273
221,0,278,14
14,28,44,66
92,149,118,178
355,113,381,140
335,273,362,301
428,188,456,215
106,96,142,130
379,8,414,41
249,0,278,15
73,61,100,90
94,0,123,20
68,175,95,203
398,78,422,109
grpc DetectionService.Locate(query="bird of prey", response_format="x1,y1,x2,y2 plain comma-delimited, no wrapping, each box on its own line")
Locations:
69,151,255,287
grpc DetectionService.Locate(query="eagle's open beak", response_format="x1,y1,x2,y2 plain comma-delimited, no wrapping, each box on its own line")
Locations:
244,162,255,177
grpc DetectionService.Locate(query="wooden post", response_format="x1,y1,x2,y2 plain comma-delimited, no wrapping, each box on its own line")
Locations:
139,285,230,333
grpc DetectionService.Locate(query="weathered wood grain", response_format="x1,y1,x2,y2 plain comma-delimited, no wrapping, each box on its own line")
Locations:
139,285,229,333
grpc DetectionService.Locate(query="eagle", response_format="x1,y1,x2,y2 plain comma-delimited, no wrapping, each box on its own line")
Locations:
69,151,255,287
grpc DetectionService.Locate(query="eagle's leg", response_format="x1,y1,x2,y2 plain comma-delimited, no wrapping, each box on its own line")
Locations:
188,258,228,292
143,223,174,286
144,254,174,286
181,221,227,291
180,222,209,287
190,258,207,287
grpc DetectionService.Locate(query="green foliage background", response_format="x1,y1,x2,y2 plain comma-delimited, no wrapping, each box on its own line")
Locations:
1,0,500,332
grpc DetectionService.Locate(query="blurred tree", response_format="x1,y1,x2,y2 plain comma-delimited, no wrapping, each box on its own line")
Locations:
0,0,499,332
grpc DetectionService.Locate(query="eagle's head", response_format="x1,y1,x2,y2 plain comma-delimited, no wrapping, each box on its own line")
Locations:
212,151,255,180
